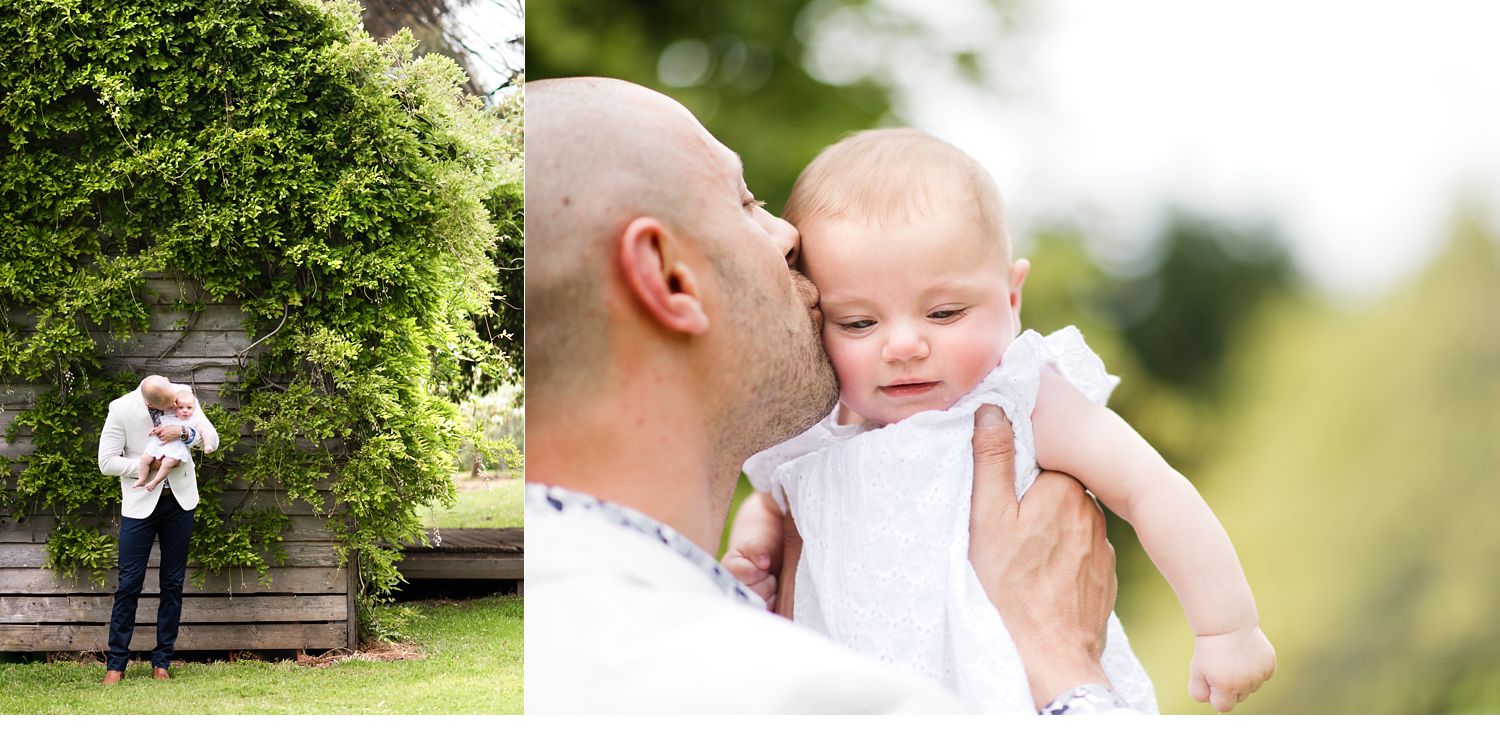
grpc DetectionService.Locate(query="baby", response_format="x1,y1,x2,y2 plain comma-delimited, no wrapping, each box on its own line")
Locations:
131,388,207,492
729,129,1275,713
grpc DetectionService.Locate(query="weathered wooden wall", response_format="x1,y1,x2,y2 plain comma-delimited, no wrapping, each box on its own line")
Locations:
0,276,356,652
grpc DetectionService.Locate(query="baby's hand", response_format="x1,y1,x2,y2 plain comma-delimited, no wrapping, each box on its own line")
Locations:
722,537,779,608
1189,625,1276,712
723,515,786,611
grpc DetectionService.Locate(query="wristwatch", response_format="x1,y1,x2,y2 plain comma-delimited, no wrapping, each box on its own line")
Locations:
1040,683,1130,715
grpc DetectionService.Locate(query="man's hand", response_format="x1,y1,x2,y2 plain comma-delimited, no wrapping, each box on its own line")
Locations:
722,491,786,608
150,425,185,442
967,404,1117,710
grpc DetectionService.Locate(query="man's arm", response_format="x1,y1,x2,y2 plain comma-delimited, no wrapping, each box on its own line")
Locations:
97,403,135,477
967,404,1119,711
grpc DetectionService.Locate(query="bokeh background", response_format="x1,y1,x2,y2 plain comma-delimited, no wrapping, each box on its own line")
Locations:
529,0,1500,714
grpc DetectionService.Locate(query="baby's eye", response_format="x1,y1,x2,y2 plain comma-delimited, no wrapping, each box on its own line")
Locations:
929,308,967,321
839,319,876,331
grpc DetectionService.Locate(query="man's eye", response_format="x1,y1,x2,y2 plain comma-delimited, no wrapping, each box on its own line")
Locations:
930,308,967,321
840,319,876,331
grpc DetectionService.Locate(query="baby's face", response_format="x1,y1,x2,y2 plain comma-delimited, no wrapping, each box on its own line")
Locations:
799,215,1025,425
174,398,195,420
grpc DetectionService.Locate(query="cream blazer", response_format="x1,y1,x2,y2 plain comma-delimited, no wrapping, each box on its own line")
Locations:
96,386,220,519
523,486,964,713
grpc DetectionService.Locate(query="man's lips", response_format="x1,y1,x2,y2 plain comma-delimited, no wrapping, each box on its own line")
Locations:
878,381,940,398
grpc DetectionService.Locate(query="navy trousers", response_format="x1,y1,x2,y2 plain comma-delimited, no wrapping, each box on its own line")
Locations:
106,490,194,671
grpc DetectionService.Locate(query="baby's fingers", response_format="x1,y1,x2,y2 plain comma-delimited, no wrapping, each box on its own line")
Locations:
1188,671,1209,704
721,552,774,604
722,552,768,584
1208,685,1238,713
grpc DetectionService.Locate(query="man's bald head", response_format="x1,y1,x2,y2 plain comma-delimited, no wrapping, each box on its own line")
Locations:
141,375,176,409
525,78,726,405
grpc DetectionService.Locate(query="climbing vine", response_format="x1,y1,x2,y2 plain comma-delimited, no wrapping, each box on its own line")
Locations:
0,0,520,613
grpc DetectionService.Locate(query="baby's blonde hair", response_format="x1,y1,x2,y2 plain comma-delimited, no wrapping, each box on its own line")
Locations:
785,128,1011,261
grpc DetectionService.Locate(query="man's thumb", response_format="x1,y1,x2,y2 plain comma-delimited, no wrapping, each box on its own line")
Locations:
972,405,1017,484
971,404,1019,529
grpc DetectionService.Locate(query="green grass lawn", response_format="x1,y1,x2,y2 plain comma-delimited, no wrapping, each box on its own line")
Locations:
0,594,523,714
423,475,523,529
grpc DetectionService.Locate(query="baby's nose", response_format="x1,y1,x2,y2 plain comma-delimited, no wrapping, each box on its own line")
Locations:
881,328,930,362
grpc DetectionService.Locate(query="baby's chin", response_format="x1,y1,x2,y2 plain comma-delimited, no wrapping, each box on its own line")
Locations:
844,392,968,428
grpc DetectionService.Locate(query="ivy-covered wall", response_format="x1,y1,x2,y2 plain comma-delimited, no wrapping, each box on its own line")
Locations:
0,0,521,626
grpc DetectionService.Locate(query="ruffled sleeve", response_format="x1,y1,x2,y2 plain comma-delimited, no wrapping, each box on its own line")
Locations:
1040,326,1120,406
742,408,851,511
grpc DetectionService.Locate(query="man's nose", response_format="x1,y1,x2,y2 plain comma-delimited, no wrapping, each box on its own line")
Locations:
769,213,801,268
881,325,930,363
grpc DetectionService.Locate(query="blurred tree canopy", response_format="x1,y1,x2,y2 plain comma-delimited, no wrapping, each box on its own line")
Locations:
529,0,1015,212
362,0,525,388
1122,211,1500,713
363,0,524,99
535,0,1498,713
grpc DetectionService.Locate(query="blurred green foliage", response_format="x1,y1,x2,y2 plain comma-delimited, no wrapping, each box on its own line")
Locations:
533,0,1499,713
1121,213,1500,713
528,0,1014,212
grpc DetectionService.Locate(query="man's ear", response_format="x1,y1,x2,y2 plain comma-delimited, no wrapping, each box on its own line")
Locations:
1008,258,1031,330
618,217,710,335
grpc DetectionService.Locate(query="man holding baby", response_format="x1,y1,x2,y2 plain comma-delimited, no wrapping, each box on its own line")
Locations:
525,77,1129,714
96,374,219,684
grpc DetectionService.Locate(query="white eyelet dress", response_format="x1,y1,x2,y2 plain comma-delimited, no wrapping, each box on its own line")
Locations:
744,326,1158,714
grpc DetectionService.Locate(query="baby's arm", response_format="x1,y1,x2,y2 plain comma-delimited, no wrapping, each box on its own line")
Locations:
193,409,219,454
1033,372,1275,712
723,490,785,608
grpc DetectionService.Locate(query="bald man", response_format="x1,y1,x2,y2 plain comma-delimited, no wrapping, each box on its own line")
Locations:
525,77,1126,714
97,374,218,684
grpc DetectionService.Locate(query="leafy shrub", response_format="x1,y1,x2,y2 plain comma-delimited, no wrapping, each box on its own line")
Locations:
0,0,521,618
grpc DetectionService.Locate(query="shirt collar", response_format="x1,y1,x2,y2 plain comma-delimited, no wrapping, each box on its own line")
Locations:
525,483,761,608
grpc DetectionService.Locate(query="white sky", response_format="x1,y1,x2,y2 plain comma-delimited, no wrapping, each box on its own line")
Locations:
884,0,1500,297
450,1,524,99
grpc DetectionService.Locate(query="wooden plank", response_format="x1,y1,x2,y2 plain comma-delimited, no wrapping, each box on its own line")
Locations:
408,527,524,553
0,488,338,518
0,594,347,623
139,276,208,304
6,304,249,333
0,383,47,409
0,515,334,543
397,555,524,580
0,542,340,569
95,361,239,385
0,621,347,652
0,388,237,428
90,330,255,359
0,566,347,594
345,550,359,650
1,430,341,458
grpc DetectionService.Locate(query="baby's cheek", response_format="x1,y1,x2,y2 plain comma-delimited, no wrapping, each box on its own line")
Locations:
822,337,871,399
955,334,1010,392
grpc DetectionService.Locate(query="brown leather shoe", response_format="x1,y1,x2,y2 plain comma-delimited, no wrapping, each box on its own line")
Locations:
152,667,170,681
102,670,125,685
